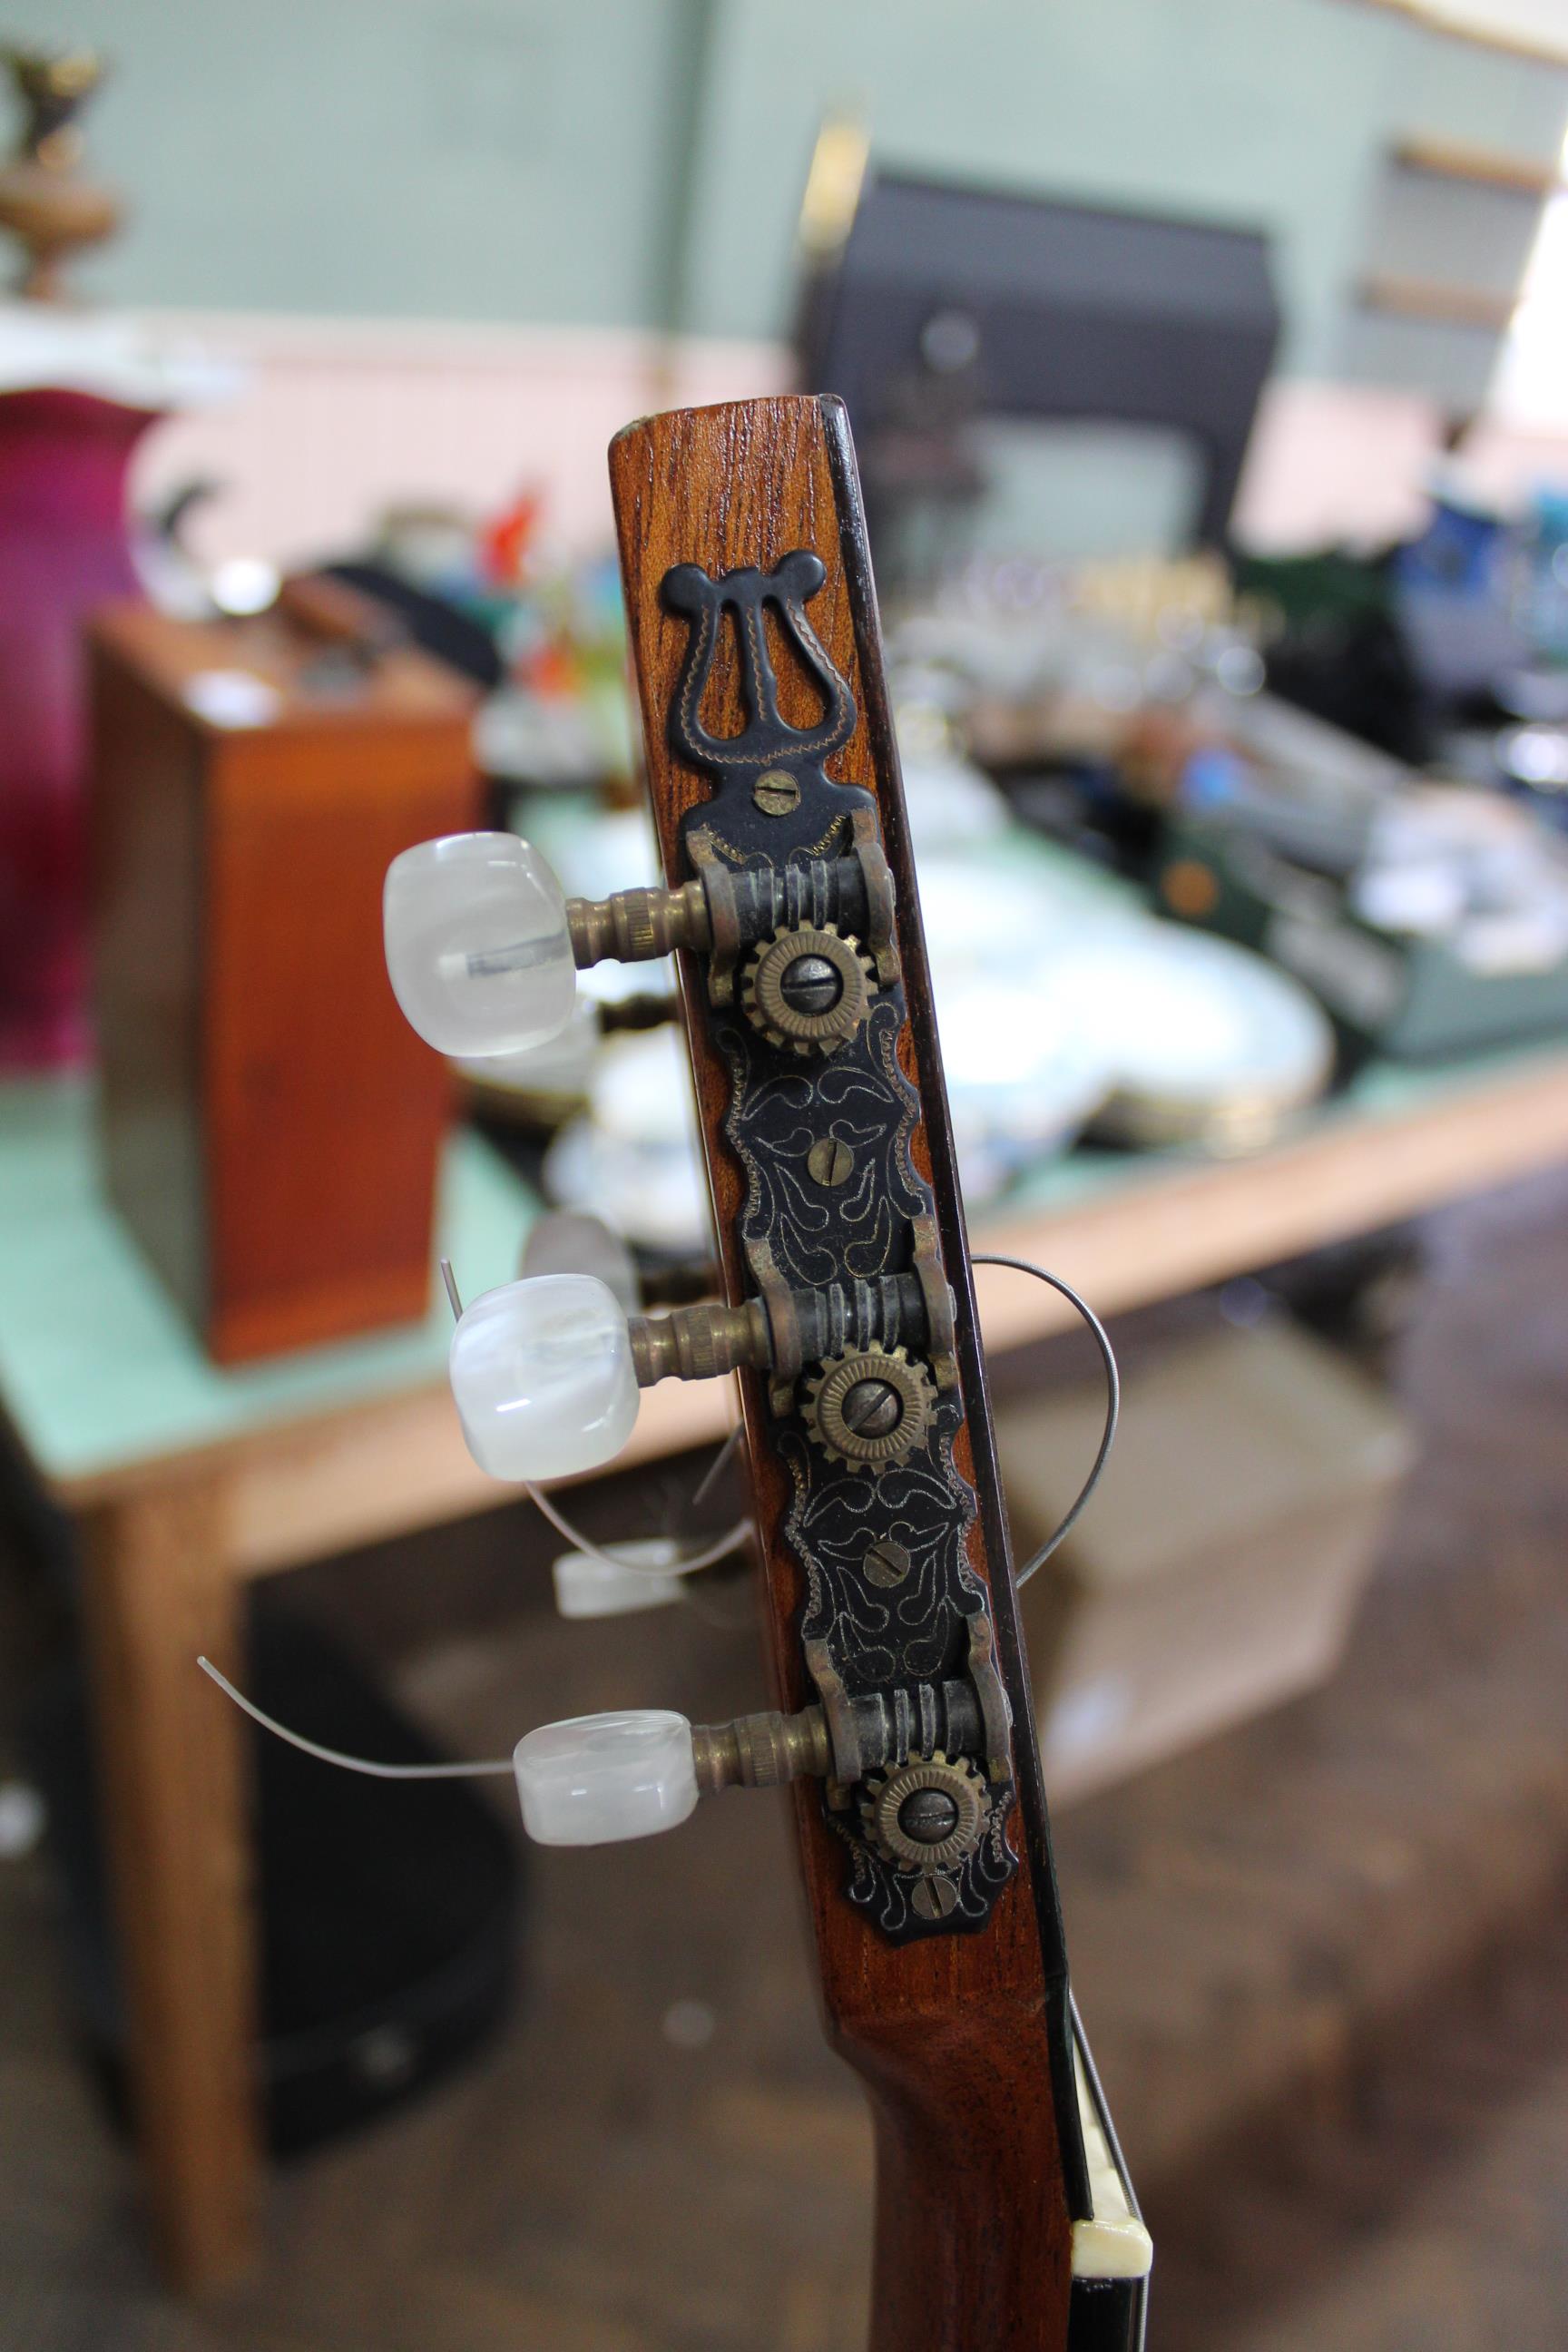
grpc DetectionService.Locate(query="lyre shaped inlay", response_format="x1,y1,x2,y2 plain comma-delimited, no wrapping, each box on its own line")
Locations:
663,551,858,778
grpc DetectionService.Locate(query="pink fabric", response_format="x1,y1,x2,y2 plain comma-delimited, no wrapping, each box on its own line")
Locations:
0,387,154,1069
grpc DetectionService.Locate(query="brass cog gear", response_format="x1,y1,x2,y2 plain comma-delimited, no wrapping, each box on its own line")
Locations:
801,1344,936,1473
739,920,876,1056
860,1749,990,1874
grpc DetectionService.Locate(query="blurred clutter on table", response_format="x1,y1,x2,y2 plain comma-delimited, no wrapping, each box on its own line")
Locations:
7,14,1568,2343
7,46,1568,1728
6,39,1568,1762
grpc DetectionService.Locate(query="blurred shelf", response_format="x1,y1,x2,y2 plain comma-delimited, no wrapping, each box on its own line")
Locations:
1356,272,1520,330
1344,0,1568,70
1391,133,1561,194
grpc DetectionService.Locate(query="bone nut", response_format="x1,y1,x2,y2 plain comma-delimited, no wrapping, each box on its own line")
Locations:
740,921,874,1055
800,1344,936,1472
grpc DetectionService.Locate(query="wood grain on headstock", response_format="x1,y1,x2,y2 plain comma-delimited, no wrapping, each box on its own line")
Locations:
610,397,1077,2351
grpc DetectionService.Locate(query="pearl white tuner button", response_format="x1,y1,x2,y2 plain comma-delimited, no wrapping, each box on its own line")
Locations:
514,1710,698,1845
447,1272,639,1483
383,831,575,1058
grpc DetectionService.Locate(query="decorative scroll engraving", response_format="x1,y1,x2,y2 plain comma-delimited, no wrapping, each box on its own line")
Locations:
663,552,1018,1943
715,1001,920,1291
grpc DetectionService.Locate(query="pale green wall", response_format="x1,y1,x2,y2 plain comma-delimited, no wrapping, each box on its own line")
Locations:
9,0,1565,371
6,0,701,326
683,0,1406,371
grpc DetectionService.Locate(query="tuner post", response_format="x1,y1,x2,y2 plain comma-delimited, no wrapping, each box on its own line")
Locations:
628,1271,936,1393
568,848,897,1008
696,1682,992,1802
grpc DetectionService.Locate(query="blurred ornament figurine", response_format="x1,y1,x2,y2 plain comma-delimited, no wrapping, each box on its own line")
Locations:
0,45,120,301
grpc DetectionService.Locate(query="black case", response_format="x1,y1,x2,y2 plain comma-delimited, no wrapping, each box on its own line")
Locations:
29,1606,523,2156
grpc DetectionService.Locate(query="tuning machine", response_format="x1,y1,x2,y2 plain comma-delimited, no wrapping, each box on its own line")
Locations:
382,828,897,1063
440,1260,954,1485
513,1705,826,1845
513,1673,990,1854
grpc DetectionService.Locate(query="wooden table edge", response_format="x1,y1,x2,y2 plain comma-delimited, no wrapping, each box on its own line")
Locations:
20,1047,1568,1573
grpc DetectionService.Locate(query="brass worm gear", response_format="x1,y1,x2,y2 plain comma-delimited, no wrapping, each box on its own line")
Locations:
739,920,876,1056
860,1749,990,1874
801,1343,936,1473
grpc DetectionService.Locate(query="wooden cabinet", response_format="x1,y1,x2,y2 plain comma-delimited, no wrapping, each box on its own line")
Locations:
89,596,479,1364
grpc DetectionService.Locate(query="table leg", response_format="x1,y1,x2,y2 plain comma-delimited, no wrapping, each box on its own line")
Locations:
78,1475,260,2288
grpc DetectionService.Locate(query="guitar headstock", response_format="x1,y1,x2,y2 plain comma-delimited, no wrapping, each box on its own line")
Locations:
382,393,1149,2352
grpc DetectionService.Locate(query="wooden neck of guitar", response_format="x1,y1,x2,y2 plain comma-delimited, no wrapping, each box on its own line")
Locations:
609,393,1087,2351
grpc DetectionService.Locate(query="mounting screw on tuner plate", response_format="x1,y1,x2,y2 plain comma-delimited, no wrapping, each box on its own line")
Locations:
752,768,801,817
862,1537,911,1589
807,1135,855,1187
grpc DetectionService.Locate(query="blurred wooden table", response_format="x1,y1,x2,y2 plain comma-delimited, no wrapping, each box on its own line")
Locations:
4,1051,1568,2290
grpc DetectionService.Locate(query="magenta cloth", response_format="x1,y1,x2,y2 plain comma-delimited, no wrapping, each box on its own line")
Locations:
0,385,156,1069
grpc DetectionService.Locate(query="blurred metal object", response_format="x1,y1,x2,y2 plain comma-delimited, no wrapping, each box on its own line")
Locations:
0,45,119,299
1065,924,1335,1153
1160,779,1568,1062
796,112,870,263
